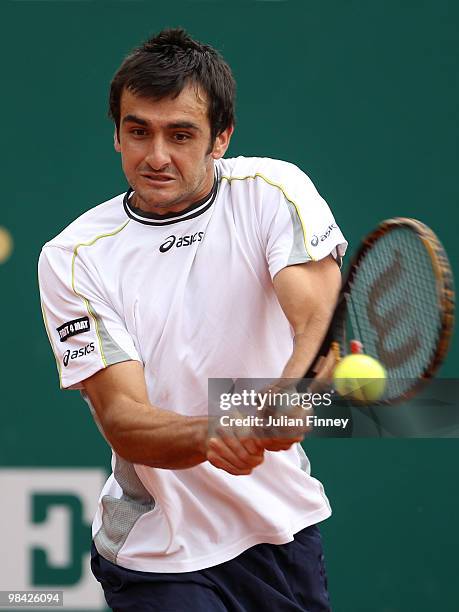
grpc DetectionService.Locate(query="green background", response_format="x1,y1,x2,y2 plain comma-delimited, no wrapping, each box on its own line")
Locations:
1,1,458,610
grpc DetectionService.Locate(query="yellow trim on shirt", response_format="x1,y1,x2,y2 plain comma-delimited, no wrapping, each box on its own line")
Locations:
71,220,130,367
220,173,314,261
40,297,64,388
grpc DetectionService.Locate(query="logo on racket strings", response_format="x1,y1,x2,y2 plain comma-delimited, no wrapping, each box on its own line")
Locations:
366,253,421,367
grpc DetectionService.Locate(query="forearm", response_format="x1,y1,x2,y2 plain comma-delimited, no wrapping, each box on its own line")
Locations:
84,361,265,476
280,313,331,381
273,257,341,385
102,399,209,469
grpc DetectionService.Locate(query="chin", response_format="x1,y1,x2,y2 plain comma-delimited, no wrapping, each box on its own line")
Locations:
138,190,178,209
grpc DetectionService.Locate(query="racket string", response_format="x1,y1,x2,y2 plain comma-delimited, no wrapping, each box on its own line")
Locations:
346,226,443,400
347,289,364,349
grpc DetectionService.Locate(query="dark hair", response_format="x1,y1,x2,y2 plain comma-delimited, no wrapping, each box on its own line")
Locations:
109,28,236,143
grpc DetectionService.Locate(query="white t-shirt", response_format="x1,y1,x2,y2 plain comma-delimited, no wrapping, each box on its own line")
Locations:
38,156,347,573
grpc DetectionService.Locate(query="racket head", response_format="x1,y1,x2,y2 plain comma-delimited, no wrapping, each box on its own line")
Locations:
309,218,454,404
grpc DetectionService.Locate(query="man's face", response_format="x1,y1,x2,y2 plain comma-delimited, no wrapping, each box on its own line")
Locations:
115,85,232,214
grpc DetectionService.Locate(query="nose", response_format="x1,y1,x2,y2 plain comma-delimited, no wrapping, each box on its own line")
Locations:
144,137,171,171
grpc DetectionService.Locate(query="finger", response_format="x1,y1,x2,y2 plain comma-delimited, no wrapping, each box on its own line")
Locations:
217,435,264,468
224,438,264,465
238,436,264,456
261,418,310,444
264,443,291,451
207,447,253,476
262,436,304,451
309,349,337,392
214,423,265,459
208,437,262,471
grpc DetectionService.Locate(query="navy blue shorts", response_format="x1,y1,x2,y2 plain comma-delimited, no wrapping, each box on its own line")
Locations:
91,525,331,611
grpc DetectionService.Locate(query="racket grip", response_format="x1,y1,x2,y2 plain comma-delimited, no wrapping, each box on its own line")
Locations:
303,329,334,379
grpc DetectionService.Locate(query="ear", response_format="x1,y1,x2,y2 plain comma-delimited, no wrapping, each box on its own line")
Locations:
114,128,121,152
211,125,234,160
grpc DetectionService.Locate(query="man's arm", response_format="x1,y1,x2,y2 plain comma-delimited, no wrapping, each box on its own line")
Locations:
82,258,340,472
83,360,265,474
254,256,340,452
273,255,341,382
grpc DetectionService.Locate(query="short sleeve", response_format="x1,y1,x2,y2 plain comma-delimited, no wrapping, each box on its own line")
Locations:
261,163,348,279
38,246,141,390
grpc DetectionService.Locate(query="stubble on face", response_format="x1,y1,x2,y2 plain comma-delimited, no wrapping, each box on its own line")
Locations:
117,86,216,215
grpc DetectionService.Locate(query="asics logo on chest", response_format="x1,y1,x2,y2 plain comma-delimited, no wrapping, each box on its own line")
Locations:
159,232,204,253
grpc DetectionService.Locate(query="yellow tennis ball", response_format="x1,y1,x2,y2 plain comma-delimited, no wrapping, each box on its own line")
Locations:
333,354,387,402
0,226,13,264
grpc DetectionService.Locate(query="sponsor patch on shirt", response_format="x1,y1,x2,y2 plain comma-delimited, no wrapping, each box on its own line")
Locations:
159,231,204,253
57,316,90,342
310,223,337,247
63,342,95,367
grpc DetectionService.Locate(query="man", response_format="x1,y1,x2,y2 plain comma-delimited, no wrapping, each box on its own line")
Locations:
38,28,347,611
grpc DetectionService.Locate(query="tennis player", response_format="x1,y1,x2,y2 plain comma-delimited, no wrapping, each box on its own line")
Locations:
38,29,347,611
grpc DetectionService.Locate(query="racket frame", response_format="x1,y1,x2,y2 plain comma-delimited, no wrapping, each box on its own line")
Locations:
305,217,455,404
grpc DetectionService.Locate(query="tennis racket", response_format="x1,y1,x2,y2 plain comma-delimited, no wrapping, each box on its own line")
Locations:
305,217,455,404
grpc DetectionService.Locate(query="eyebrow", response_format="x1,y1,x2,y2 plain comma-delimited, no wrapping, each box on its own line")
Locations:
122,114,200,131
122,114,149,126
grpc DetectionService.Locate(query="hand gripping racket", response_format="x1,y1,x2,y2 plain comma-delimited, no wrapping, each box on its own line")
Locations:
305,218,455,404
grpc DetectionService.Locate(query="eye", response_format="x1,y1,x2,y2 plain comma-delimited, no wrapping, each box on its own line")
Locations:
131,129,147,137
174,133,190,142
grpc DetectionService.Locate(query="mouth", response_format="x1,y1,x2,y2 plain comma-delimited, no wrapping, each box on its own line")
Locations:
141,174,175,184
